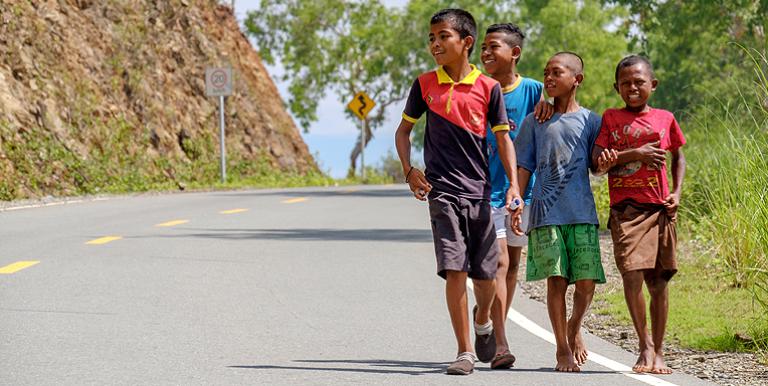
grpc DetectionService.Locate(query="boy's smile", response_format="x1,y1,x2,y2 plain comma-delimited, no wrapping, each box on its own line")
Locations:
543,58,578,99
480,32,517,77
615,63,657,112
429,21,468,67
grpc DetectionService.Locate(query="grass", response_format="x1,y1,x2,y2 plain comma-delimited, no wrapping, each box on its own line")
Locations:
594,244,768,352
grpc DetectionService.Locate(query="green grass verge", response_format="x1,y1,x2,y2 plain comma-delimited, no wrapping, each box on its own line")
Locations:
593,239,768,353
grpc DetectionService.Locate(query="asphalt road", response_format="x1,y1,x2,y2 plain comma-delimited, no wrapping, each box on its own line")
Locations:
0,185,714,385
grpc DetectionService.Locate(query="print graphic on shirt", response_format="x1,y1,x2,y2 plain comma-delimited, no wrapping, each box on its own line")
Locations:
613,160,643,177
609,121,664,179
530,149,582,227
470,109,483,126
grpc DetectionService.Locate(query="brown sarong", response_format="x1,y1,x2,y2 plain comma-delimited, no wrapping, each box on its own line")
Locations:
608,201,677,280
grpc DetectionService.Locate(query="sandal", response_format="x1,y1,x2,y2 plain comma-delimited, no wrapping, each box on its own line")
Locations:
491,351,516,369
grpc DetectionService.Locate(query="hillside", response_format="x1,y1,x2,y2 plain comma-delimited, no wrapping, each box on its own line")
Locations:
0,0,317,199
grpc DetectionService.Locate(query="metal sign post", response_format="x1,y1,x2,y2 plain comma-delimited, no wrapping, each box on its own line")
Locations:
346,91,375,180
205,67,233,183
219,95,226,182
361,116,365,180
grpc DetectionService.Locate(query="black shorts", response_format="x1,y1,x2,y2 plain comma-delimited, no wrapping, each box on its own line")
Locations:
428,192,499,280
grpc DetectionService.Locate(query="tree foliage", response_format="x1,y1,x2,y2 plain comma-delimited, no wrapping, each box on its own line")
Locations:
516,0,628,112
245,0,414,174
246,0,766,162
610,0,768,115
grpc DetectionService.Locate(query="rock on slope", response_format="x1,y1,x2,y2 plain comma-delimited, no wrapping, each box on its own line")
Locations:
0,0,317,199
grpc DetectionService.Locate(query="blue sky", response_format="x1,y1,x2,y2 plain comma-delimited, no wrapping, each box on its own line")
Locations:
235,0,410,178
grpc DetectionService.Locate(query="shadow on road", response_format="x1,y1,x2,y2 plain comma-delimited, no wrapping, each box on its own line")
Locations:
228,359,446,376
137,228,433,243
212,186,411,199
228,360,621,376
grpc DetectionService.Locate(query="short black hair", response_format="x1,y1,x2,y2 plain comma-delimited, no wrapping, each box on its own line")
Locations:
615,55,655,82
486,23,526,63
430,9,477,56
553,51,584,74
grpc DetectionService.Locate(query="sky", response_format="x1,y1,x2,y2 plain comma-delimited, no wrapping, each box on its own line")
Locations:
234,0,410,178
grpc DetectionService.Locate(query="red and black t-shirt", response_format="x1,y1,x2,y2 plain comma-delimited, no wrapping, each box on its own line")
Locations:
403,65,510,200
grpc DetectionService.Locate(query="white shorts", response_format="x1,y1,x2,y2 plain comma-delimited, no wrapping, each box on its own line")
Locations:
491,205,530,247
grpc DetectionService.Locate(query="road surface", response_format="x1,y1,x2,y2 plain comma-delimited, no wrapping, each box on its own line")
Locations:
0,185,713,385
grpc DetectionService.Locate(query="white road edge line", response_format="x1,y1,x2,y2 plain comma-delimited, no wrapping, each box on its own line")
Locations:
466,281,678,386
1,197,110,212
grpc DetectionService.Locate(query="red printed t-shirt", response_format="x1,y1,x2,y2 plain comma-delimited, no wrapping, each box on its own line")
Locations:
595,108,685,206
402,65,510,199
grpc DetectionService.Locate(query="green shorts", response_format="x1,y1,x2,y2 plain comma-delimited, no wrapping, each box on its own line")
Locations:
526,224,606,284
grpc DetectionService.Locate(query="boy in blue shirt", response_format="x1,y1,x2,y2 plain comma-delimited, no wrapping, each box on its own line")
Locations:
394,9,523,375
479,22,552,369
514,52,606,372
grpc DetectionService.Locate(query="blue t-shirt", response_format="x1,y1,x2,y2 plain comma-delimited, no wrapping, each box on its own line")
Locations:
514,107,601,232
487,77,542,208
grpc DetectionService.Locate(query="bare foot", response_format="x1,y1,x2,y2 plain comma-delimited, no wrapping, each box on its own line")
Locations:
555,351,581,372
567,318,588,365
632,347,654,373
651,353,673,374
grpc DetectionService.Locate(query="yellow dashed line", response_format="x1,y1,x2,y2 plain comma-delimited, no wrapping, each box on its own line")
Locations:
341,189,359,194
0,261,40,274
220,208,248,214
155,219,189,227
86,236,123,245
282,197,308,204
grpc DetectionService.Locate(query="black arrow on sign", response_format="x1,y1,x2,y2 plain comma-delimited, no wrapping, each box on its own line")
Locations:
357,95,367,117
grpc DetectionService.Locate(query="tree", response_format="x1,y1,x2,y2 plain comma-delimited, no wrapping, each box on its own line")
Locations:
608,0,768,114
246,0,634,166
245,0,414,177
516,0,630,113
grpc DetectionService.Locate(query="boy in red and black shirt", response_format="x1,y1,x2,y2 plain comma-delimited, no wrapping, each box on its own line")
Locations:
593,55,686,375
394,8,523,375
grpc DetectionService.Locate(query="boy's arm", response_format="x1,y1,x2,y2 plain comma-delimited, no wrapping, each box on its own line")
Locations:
395,119,431,201
614,141,666,168
517,167,531,199
495,130,524,235
487,84,520,208
511,167,532,233
664,147,686,219
495,131,520,199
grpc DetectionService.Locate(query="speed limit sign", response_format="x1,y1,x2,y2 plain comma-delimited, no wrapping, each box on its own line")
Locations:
205,67,233,97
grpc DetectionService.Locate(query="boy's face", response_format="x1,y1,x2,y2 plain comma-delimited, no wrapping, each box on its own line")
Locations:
543,57,582,98
429,21,471,67
480,32,520,78
615,63,657,110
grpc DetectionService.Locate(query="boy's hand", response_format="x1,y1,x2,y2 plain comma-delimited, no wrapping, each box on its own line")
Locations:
663,192,680,221
505,192,524,235
596,148,618,174
406,167,431,201
637,141,666,169
533,99,555,123
510,211,524,236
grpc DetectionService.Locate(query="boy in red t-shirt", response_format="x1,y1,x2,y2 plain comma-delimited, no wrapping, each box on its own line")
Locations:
592,55,686,375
